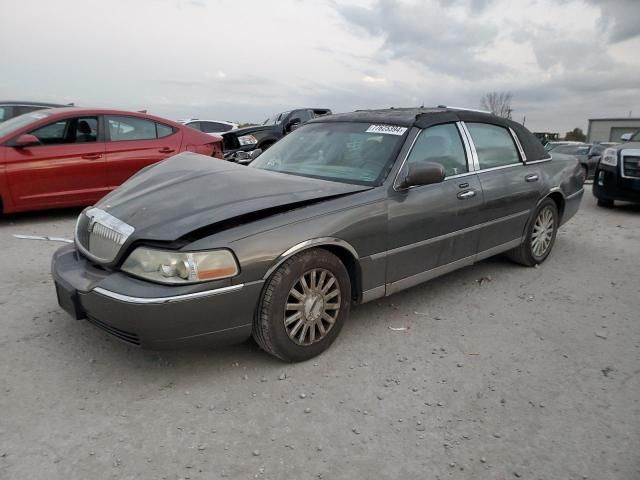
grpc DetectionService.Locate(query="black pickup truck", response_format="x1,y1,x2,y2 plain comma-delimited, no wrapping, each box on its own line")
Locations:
222,108,331,160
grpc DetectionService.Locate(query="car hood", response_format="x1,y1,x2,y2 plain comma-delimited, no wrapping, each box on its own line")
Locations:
96,152,370,242
223,124,272,137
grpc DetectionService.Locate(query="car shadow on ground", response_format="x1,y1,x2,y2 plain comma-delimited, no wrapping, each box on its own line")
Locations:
47,251,526,388
0,207,82,226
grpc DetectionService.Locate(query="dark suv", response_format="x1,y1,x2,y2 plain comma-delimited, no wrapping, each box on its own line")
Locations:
0,101,71,122
593,130,640,206
222,108,331,160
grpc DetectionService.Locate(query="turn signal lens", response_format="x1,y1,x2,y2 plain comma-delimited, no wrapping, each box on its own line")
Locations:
121,247,239,284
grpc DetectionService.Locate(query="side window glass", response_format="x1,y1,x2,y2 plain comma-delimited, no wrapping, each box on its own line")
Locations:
30,117,97,144
156,123,174,138
201,122,227,133
186,121,201,131
294,110,312,123
31,120,68,144
467,123,520,169
107,116,156,141
74,117,97,143
405,123,468,177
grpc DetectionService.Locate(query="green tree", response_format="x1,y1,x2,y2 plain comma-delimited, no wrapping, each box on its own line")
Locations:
564,128,586,141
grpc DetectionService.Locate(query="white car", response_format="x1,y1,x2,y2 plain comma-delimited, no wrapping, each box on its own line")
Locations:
179,119,238,135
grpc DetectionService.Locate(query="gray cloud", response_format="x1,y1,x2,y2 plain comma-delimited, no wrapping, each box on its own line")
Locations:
587,0,640,43
335,0,504,77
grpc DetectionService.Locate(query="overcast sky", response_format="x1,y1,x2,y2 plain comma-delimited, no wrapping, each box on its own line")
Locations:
1,0,639,132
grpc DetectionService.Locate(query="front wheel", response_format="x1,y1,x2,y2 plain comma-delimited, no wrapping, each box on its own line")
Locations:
507,198,559,267
253,248,351,362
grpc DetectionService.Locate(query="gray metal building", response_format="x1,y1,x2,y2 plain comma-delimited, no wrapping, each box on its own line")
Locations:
587,118,640,143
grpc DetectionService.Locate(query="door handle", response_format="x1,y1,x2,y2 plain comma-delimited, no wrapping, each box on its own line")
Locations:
82,153,102,160
159,147,175,154
457,190,476,200
525,174,539,182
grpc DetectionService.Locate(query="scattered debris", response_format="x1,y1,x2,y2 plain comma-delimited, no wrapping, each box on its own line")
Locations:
388,326,409,331
595,331,608,340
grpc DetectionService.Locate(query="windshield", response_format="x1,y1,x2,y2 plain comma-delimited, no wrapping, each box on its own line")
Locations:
262,111,290,126
250,122,406,186
632,131,640,142
0,111,50,138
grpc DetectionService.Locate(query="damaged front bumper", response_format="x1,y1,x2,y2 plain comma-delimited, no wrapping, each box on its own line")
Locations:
51,245,262,349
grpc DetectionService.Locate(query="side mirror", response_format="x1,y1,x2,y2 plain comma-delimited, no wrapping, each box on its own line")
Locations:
285,118,301,133
397,162,446,189
234,148,263,165
14,134,40,148
620,133,632,142
249,148,263,160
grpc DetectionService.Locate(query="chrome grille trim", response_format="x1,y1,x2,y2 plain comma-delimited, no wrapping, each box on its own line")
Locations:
621,150,640,179
75,208,135,263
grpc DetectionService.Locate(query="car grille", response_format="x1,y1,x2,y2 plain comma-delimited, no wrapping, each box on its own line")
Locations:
87,316,141,346
75,208,135,263
622,155,640,179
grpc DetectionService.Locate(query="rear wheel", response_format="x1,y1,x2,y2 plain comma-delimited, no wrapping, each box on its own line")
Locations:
597,198,614,208
253,248,351,362
507,198,559,267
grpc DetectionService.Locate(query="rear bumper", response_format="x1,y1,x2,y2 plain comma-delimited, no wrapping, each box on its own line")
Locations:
51,245,262,349
593,166,640,203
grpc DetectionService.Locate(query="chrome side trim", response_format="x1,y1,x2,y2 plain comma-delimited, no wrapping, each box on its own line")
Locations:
92,284,245,304
474,237,523,262
456,121,476,173
367,209,530,261
566,188,584,200
361,285,385,303
387,255,475,295
392,131,421,191
621,149,640,179
527,157,552,164
458,122,480,171
508,127,527,163
263,237,359,280
385,237,524,296
475,162,523,174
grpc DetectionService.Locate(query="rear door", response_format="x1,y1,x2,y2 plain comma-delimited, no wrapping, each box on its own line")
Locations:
386,122,483,294
104,115,182,188
462,122,544,256
5,115,107,209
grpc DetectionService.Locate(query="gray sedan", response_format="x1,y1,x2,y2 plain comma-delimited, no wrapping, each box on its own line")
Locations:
52,107,584,361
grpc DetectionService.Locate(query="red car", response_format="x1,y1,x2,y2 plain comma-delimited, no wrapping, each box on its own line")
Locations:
0,108,224,214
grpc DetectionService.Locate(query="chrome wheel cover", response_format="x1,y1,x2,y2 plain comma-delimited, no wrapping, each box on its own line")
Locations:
531,207,554,258
284,268,341,346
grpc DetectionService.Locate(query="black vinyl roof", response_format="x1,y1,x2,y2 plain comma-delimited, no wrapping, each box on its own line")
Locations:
311,107,549,161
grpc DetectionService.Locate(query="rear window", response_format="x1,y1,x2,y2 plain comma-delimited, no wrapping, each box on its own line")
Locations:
107,116,174,141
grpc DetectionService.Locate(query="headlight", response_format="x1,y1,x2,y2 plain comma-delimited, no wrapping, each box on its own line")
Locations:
601,148,618,167
121,247,239,284
238,134,258,146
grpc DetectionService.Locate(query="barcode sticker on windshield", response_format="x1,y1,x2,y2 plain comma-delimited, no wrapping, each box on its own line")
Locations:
365,124,408,136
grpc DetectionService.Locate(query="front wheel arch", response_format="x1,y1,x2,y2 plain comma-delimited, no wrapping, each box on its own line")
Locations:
263,240,362,303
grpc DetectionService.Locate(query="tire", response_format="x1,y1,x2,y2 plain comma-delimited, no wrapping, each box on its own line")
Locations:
507,198,559,267
597,198,614,208
253,248,351,362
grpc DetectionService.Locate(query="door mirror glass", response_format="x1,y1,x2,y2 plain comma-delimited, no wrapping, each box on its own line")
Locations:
397,162,445,189
14,133,40,148
620,133,632,142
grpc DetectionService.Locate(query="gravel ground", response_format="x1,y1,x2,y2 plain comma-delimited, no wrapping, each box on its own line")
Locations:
0,193,639,480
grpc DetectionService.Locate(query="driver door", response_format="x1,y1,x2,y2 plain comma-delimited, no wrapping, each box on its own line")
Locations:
386,123,483,294
5,115,107,210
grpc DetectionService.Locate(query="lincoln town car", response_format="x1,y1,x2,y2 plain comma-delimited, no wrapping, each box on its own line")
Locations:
52,107,584,361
